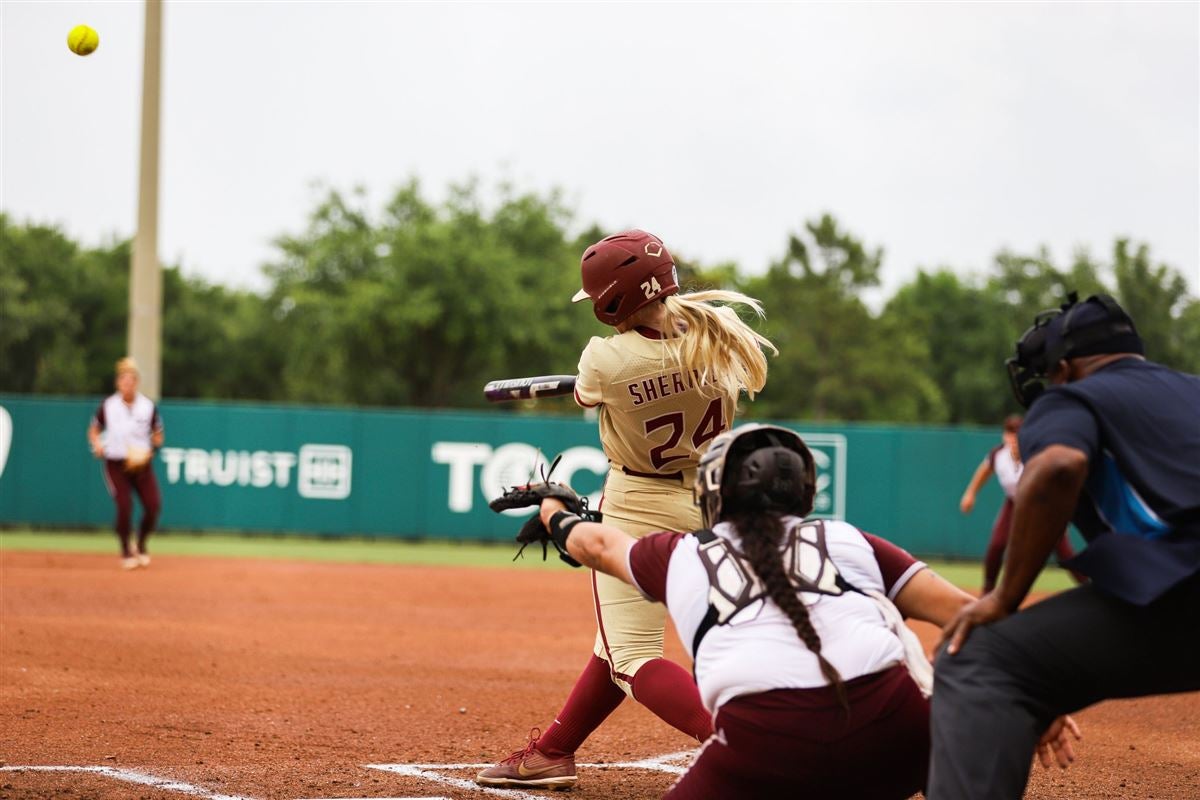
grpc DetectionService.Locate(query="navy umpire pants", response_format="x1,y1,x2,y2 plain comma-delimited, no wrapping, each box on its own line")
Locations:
927,573,1200,800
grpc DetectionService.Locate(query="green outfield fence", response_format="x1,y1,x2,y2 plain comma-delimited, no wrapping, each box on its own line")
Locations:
0,395,1076,558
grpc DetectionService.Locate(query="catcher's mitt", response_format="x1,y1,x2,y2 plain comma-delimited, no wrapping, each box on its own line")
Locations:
124,446,152,473
488,479,587,516
489,458,599,566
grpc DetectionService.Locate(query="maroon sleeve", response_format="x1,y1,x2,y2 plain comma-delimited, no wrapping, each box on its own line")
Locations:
573,387,600,409
860,532,923,597
628,531,687,603
93,401,106,429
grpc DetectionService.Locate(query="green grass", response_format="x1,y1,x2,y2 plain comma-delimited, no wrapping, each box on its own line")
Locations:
0,528,1078,592
923,559,1075,594
0,529,561,569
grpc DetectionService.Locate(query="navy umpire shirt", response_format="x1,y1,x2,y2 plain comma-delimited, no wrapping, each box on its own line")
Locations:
1019,358,1200,605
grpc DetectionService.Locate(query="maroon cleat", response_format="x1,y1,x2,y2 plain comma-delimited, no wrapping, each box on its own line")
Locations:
476,728,577,790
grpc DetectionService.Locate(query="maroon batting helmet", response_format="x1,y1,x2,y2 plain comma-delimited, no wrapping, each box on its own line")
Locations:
571,230,680,326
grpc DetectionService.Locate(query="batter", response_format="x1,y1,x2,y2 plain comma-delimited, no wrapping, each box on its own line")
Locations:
477,229,776,790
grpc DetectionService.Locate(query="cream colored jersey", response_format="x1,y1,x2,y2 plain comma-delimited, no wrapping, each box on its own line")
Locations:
575,328,734,482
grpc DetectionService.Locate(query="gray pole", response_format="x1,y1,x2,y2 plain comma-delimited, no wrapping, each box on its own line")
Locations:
128,0,163,399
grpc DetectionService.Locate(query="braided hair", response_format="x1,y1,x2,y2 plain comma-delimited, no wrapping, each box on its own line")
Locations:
731,507,848,710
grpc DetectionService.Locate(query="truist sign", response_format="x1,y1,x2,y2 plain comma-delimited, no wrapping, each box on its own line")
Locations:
158,444,353,500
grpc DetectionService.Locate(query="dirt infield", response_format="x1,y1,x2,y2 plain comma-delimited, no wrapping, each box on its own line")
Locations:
2,550,1197,799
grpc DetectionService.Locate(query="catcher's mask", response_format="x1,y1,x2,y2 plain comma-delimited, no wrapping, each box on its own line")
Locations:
1006,292,1143,408
571,229,680,326
695,423,816,528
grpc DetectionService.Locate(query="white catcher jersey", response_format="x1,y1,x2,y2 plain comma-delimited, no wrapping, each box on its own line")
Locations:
628,517,927,713
575,327,734,482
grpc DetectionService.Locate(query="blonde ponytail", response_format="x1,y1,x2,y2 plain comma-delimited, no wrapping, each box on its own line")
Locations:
662,290,776,401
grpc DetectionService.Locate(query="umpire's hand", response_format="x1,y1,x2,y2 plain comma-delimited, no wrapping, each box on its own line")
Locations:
940,591,1009,655
1037,716,1082,770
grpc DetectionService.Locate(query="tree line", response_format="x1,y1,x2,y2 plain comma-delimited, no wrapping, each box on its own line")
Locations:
3,180,1198,425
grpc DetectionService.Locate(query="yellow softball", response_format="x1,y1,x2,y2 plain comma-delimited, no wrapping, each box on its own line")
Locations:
67,25,100,57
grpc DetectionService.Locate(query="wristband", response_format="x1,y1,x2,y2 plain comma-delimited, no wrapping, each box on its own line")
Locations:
549,510,583,554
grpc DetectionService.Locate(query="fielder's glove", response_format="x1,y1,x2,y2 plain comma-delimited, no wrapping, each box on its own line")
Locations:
489,465,599,567
124,446,153,473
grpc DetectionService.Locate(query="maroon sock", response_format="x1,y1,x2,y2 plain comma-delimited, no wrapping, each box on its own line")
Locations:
536,655,626,758
630,658,714,742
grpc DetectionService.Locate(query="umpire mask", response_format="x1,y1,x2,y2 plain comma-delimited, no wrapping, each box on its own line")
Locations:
1006,293,1143,408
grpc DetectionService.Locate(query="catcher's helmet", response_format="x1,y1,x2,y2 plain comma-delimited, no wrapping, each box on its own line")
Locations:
571,230,680,326
695,423,816,528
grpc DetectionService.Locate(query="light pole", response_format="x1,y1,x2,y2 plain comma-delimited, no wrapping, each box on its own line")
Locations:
128,0,163,399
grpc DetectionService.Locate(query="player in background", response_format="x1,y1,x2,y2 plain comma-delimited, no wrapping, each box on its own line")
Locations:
87,357,164,570
506,424,1077,798
477,230,777,789
960,414,1083,591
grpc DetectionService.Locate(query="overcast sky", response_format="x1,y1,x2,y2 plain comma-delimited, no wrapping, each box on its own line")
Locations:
3,1,1197,300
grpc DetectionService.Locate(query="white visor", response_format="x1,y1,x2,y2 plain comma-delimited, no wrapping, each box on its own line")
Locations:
571,288,590,303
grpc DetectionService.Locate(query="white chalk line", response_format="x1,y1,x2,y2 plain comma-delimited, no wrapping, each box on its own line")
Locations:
366,750,694,797
369,750,694,773
0,765,253,800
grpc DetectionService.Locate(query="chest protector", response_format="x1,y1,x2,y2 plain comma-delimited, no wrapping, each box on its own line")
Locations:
690,519,860,659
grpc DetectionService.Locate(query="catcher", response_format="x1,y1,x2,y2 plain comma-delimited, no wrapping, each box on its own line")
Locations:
490,425,1080,798
477,230,776,789
87,357,164,570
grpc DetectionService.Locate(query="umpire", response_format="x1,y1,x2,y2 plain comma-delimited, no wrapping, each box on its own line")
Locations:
928,294,1200,799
